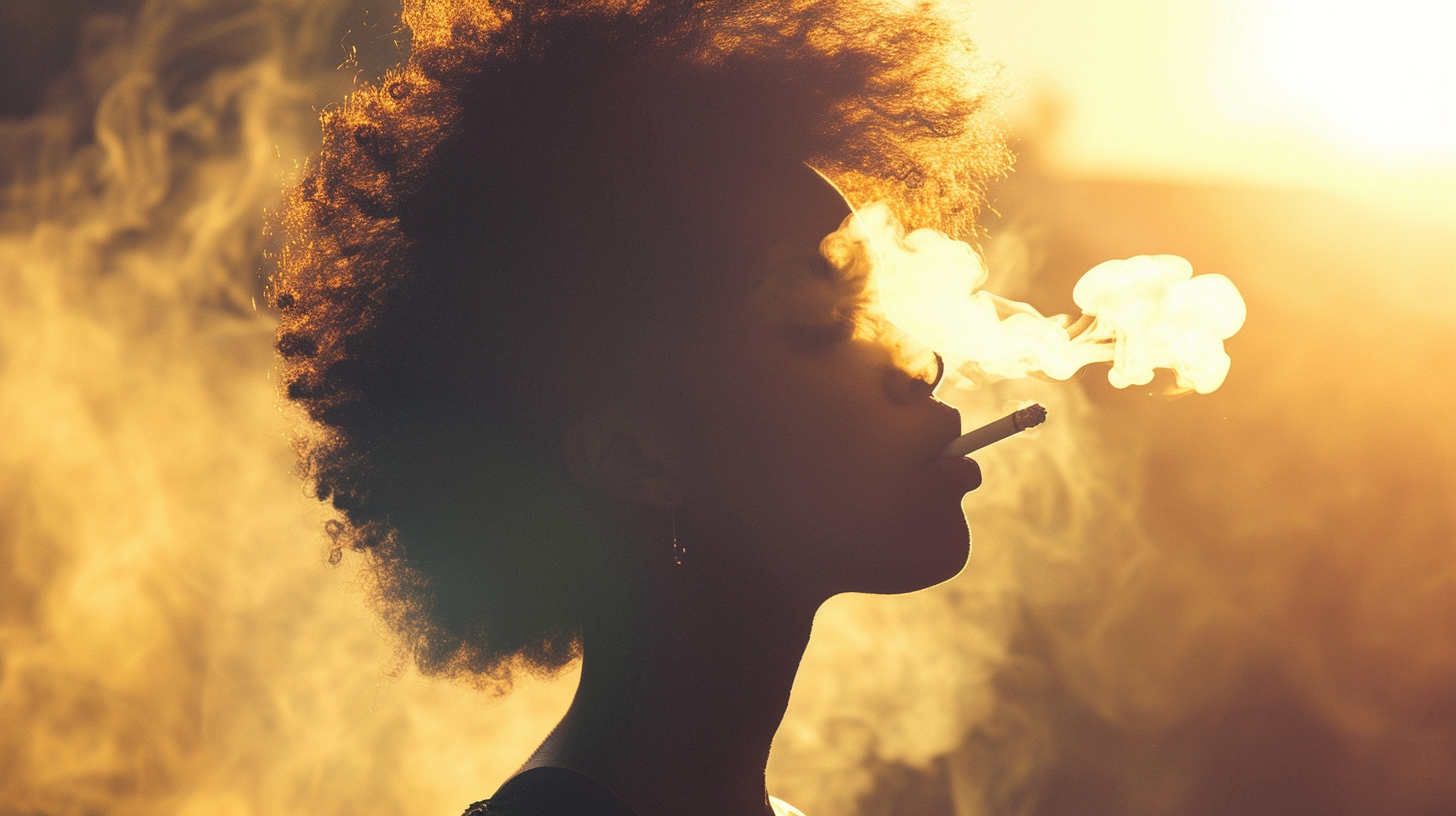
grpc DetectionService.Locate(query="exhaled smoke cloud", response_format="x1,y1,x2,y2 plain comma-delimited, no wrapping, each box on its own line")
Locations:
823,201,1246,395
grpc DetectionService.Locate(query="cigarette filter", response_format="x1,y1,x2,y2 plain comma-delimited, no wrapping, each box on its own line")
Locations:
940,404,1047,458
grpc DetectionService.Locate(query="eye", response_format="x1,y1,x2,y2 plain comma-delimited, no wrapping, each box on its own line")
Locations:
778,319,856,351
756,240,872,351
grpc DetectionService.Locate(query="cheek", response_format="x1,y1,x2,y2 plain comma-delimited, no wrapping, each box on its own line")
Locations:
681,351,968,589
686,357,888,520
695,431,969,592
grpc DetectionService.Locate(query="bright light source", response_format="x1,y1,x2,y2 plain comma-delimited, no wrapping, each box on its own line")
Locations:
1223,0,1456,158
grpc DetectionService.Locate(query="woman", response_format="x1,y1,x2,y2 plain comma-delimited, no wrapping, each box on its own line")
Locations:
271,0,1007,813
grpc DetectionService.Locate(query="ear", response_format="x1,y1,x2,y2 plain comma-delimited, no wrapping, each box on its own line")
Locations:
562,409,681,509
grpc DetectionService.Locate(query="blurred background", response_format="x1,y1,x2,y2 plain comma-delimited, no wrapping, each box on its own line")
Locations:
2,1,1453,814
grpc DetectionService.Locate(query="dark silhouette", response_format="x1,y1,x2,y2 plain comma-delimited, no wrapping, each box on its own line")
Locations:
271,2,1006,813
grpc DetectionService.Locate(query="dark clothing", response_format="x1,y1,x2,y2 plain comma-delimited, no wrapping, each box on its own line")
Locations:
461,767,639,816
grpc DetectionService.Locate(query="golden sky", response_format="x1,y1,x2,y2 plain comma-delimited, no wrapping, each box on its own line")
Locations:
970,0,1456,221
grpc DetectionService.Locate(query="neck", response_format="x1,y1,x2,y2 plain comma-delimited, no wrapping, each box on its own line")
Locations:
527,561,821,816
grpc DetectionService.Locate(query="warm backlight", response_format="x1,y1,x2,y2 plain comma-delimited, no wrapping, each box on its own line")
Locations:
1226,0,1456,157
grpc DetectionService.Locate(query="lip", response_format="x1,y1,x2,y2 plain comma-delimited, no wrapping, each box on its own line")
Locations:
932,455,983,493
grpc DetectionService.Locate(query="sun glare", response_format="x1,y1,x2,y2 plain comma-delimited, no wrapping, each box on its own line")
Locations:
1225,0,1456,158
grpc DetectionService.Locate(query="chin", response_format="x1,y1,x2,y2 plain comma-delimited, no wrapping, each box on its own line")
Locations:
856,508,971,595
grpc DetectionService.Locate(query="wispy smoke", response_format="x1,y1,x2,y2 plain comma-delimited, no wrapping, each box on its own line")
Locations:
0,1,569,812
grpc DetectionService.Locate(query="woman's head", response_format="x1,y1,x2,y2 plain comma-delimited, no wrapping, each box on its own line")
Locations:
272,0,1008,686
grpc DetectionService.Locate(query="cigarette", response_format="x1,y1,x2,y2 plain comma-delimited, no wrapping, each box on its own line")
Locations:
939,404,1048,458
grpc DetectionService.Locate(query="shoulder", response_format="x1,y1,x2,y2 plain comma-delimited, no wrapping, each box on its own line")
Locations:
461,767,639,816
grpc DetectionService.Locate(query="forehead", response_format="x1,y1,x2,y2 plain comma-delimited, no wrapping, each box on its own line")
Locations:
621,160,854,373
695,164,852,287
742,165,850,243
675,166,863,361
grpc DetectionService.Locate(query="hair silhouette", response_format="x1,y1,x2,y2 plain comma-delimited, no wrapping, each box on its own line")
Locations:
271,0,1008,689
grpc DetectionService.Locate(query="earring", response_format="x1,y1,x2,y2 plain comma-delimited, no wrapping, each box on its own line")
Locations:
671,509,687,566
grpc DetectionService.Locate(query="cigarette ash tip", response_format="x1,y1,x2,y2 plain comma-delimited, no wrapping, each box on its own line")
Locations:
1012,404,1048,431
